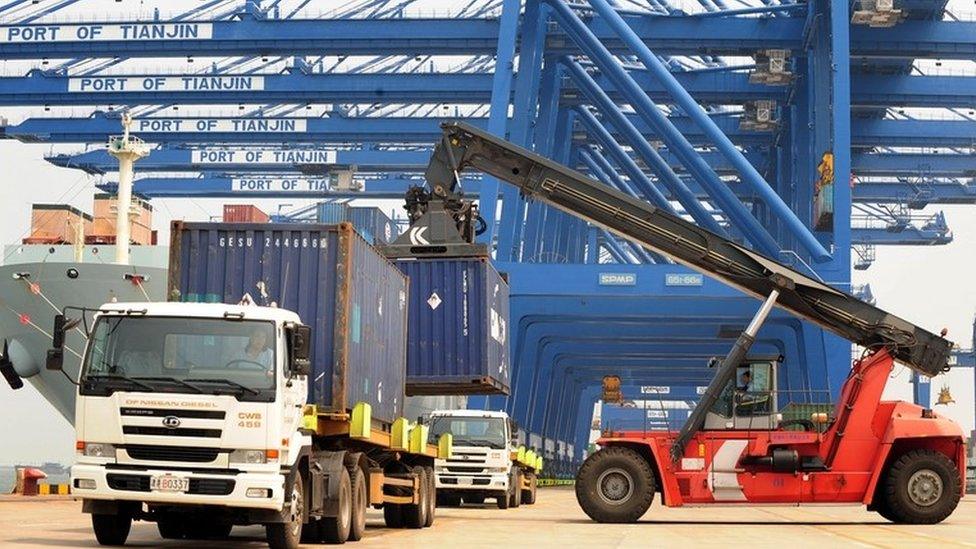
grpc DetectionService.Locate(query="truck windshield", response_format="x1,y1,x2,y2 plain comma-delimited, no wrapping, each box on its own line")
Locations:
428,417,507,449
80,316,276,400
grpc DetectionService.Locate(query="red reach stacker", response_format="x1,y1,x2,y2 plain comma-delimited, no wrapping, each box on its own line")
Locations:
421,122,965,524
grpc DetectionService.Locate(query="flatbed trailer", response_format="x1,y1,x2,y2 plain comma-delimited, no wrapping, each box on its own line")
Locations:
419,122,965,525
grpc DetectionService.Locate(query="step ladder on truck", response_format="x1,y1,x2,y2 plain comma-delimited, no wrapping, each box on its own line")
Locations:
422,122,965,524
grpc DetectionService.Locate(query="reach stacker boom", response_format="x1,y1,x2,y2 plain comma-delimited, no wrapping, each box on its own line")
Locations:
424,122,964,524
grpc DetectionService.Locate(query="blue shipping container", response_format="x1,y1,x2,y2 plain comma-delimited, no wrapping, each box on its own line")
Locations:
315,203,399,245
394,257,510,395
168,221,409,424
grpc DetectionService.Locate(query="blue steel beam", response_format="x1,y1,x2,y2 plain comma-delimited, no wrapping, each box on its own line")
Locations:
0,16,973,59
7,113,972,148
46,147,432,175
851,227,953,246
586,0,830,261
565,58,725,234
547,1,781,256
0,68,780,107
853,153,976,178
98,172,976,207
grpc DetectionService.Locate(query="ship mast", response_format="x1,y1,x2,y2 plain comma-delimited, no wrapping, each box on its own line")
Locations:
106,113,150,265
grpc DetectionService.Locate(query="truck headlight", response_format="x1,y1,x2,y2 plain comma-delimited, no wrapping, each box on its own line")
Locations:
230,449,268,464
83,443,115,458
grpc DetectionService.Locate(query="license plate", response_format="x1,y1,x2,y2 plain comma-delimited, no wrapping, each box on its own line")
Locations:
150,475,189,493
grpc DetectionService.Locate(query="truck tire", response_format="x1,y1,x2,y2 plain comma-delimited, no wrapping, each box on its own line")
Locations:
509,468,522,508
267,472,305,549
522,473,538,505
495,490,509,510
383,504,404,528
320,468,352,544
348,467,367,542
156,515,184,539
575,446,655,523
438,493,461,507
92,513,132,546
880,449,961,524
423,466,436,527
402,466,429,529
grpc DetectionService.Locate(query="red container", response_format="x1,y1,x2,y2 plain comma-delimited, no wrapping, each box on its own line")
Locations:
222,204,270,223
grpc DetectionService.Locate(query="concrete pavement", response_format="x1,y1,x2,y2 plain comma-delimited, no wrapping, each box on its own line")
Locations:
1,487,975,548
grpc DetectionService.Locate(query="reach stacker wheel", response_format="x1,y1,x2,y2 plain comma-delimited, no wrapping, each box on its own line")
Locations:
880,449,961,524
575,446,655,523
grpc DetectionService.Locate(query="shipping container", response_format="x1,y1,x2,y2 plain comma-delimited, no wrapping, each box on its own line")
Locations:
316,202,350,225
393,257,510,396
168,221,409,425
348,206,399,245
223,204,270,223
24,204,92,244
315,203,399,245
91,193,153,245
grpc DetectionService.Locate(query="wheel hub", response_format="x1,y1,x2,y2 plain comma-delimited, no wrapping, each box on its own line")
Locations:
907,469,943,507
289,484,304,536
597,468,634,506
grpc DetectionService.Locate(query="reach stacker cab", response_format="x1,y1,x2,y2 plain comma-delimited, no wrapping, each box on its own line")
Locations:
420,122,966,525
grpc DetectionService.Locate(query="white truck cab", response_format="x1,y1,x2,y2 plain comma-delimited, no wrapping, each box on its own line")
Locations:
427,410,540,509
63,302,314,546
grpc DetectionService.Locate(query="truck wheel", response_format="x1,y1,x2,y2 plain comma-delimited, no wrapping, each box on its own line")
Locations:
383,504,404,528
438,493,462,507
267,472,305,549
575,446,655,523
321,468,352,544
423,466,436,527
496,490,509,510
91,513,132,546
881,449,961,524
402,466,429,528
522,473,538,505
509,469,522,508
348,467,367,542
156,515,185,539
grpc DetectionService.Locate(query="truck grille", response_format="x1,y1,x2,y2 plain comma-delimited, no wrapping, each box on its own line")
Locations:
124,445,220,463
120,407,226,420
123,426,222,438
106,473,234,495
446,466,488,474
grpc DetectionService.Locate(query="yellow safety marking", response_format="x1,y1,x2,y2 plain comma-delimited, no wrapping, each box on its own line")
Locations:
350,402,371,439
301,405,318,431
437,433,453,459
391,418,410,451
409,424,429,454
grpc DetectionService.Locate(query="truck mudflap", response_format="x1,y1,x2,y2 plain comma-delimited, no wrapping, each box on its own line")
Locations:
307,450,348,519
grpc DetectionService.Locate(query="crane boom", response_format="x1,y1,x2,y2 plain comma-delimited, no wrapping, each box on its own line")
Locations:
427,122,952,377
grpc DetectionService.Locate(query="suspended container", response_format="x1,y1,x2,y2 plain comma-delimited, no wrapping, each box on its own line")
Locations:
168,221,409,425
393,257,510,396
348,207,399,245
316,202,350,225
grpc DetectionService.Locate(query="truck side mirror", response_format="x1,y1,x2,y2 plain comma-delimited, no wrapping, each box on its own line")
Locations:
46,314,66,371
288,324,312,376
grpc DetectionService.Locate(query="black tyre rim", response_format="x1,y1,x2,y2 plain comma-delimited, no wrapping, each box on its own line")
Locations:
597,467,634,506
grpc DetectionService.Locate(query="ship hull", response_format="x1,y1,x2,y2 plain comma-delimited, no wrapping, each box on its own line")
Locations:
0,261,166,421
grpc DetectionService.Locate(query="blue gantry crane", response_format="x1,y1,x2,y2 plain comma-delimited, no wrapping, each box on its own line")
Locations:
1,0,973,476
